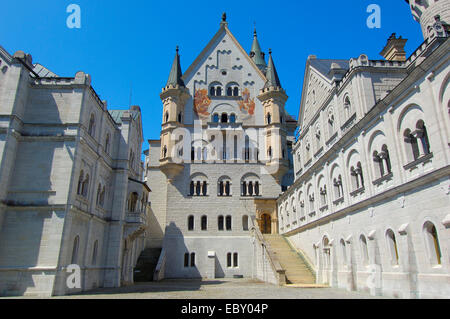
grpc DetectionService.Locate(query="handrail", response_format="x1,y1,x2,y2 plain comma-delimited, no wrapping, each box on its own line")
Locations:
153,248,166,281
250,220,286,286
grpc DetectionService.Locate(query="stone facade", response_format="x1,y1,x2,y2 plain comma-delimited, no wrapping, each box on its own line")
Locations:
0,48,149,296
277,4,450,298
145,18,296,280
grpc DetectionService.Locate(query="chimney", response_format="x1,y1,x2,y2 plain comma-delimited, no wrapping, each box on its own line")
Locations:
380,33,408,62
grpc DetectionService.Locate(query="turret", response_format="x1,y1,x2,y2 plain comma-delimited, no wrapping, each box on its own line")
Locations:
257,49,289,183
408,0,450,39
159,46,190,182
249,29,267,72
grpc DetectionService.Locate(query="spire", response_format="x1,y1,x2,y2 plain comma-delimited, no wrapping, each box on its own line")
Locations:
249,28,267,71
165,46,185,88
264,49,282,89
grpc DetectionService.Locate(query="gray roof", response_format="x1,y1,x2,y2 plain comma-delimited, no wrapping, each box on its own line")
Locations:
309,59,349,80
33,63,58,77
108,109,140,124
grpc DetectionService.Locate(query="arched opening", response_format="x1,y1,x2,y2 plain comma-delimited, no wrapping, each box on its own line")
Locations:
423,222,442,265
201,216,208,231
218,216,224,231
386,229,399,265
188,216,194,231
71,236,80,264
260,213,272,234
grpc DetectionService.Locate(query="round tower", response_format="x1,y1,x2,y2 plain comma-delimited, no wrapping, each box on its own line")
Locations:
159,46,190,182
408,0,450,39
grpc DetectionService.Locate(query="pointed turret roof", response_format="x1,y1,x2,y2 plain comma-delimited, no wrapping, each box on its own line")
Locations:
165,46,185,88
250,29,267,71
264,49,282,89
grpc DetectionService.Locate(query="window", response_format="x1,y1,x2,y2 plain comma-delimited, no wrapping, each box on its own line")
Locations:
360,235,369,266
233,253,238,267
320,185,327,206
242,215,249,231
71,236,80,264
82,174,90,197
340,239,348,266
226,216,232,231
201,216,207,231
218,216,224,231
423,222,442,265
178,112,183,123
105,134,110,154
227,253,232,267
88,114,95,136
164,111,169,123
77,170,84,195
184,253,189,267
221,113,228,123
344,96,352,118
128,192,138,212
333,175,343,199
213,114,219,123
92,240,98,265
230,114,236,123
188,216,194,231
386,229,399,265
190,253,196,267
266,113,272,125
233,87,239,97
350,162,364,190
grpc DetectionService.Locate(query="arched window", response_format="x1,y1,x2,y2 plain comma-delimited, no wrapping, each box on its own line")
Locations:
233,253,238,267
92,240,98,265
404,128,420,162
190,181,195,196
416,120,431,155
221,113,228,123
213,114,219,123
210,86,216,96
216,87,222,96
386,229,399,265
227,87,233,96
230,114,236,124
178,112,183,123
184,253,189,267
190,253,196,267
128,192,138,212
96,184,102,206
233,87,239,97
242,215,249,231
226,216,232,231
423,222,442,265
164,111,169,123
105,134,110,154
333,175,343,199
201,216,208,231
227,253,232,267
344,96,352,118
88,114,95,136
71,236,80,264
77,170,84,195
267,113,272,125
202,181,208,196
340,239,348,266
82,174,90,197
188,216,194,231
218,216,224,231
360,235,369,266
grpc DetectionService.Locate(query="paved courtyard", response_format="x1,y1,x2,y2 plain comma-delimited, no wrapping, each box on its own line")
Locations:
48,279,386,299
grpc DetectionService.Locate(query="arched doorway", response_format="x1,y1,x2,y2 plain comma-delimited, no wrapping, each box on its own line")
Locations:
260,214,272,234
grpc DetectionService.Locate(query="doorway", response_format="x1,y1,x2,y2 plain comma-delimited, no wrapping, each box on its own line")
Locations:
260,214,272,234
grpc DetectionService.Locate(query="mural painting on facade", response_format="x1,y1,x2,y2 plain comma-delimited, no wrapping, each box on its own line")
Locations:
194,89,211,118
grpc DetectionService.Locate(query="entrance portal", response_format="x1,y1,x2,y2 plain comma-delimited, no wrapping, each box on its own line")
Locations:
260,214,272,234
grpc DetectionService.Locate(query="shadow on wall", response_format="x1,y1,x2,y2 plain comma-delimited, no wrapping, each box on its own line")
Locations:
0,92,66,296
163,222,202,280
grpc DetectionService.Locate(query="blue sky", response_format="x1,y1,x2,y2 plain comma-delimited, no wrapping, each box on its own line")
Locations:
0,0,423,153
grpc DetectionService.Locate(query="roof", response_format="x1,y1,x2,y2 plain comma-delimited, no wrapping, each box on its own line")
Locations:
250,29,267,71
33,63,58,77
264,50,282,89
165,47,185,88
108,109,140,125
308,59,349,80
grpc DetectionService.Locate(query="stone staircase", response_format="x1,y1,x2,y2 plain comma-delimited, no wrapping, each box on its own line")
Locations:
264,234,317,286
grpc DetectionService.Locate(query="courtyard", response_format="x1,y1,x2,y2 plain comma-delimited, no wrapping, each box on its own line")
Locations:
48,279,387,299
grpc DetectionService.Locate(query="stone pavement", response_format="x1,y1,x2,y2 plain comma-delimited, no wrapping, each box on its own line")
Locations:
51,279,387,299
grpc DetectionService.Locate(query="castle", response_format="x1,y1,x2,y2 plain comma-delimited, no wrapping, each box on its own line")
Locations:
0,0,448,298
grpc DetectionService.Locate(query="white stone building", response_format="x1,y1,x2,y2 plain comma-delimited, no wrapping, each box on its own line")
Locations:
0,48,149,296
145,15,297,280
277,1,450,298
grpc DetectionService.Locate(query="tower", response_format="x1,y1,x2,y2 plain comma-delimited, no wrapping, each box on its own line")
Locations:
408,0,450,39
257,49,289,183
249,29,267,72
159,46,190,182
